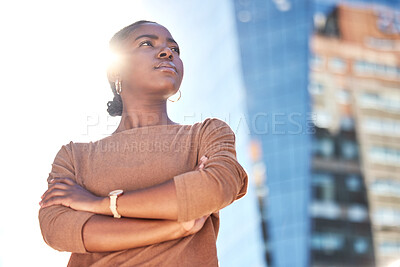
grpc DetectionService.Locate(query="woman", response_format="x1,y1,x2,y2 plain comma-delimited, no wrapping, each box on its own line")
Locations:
39,20,248,266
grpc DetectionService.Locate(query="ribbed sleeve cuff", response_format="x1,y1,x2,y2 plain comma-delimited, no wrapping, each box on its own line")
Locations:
40,207,95,253
71,212,95,253
174,173,190,222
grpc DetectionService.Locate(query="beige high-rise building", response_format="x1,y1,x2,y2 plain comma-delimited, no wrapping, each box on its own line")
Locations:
310,4,400,267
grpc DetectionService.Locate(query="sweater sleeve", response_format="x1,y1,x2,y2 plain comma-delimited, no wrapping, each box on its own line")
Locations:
38,143,95,253
174,118,248,222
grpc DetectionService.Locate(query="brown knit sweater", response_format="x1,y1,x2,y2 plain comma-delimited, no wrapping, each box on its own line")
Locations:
38,118,248,267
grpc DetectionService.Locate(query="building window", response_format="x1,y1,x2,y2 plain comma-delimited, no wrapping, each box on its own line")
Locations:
311,232,345,252
340,116,355,131
312,137,334,158
311,201,342,219
378,241,400,255
346,175,361,191
336,89,351,104
358,91,400,112
353,60,400,79
313,111,332,128
370,179,400,197
360,92,379,108
369,146,400,165
329,57,347,73
310,54,325,70
373,208,400,227
353,237,370,254
376,63,386,76
386,65,398,78
363,117,400,136
339,139,359,160
312,173,335,200
311,173,343,219
354,61,372,75
308,82,324,95
358,91,400,113
347,204,368,222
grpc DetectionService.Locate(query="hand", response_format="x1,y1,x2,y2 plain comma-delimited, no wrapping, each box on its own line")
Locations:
39,177,103,213
180,215,210,236
195,155,208,171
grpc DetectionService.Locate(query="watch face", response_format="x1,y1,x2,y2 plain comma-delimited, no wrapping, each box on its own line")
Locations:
109,189,124,196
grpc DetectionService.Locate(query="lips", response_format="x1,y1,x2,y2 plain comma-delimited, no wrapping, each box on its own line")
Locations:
154,62,178,74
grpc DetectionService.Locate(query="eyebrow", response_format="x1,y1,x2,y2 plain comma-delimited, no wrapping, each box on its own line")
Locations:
134,34,178,45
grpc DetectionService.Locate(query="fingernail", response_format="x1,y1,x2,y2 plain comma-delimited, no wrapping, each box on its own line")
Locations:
200,156,206,160
199,164,204,169
49,179,54,183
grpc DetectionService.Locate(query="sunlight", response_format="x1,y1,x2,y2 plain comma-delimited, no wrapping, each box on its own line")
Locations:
107,49,122,71
388,259,400,267
0,1,153,266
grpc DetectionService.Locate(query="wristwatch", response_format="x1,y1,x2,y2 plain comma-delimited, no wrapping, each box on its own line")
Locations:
108,189,124,218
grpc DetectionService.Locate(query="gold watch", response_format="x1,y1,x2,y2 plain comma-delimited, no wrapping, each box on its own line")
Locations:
108,189,124,218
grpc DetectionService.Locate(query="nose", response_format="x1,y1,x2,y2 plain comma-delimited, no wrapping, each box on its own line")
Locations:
157,47,173,60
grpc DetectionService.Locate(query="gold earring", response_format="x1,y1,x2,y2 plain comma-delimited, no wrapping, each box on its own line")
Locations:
115,79,122,94
168,90,181,102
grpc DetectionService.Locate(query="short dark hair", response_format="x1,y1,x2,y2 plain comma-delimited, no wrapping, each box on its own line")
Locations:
107,20,157,116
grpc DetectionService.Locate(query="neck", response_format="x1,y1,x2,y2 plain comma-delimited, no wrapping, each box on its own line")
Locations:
113,98,176,133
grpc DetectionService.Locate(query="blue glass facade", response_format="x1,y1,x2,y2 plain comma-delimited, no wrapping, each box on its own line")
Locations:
233,1,313,266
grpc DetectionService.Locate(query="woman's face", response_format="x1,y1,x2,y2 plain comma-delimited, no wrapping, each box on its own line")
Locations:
118,23,184,100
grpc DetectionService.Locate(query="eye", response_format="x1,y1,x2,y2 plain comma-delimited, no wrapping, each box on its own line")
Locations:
139,40,153,47
171,46,180,55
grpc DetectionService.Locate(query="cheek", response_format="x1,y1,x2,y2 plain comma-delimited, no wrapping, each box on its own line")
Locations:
122,54,151,76
180,64,184,78
176,60,184,79
122,63,149,83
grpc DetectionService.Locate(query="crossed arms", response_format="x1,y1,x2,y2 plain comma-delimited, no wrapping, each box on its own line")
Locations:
38,119,248,253
39,158,208,252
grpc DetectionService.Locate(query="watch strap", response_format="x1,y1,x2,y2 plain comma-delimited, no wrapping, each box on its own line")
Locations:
109,195,121,218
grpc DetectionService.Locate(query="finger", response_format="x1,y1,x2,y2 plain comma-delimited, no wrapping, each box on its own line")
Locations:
190,216,209,234
41,188,52,199
200,155,208,163
198,156,208,170
200,156,208,165
40,195,69,208
42,183,70,198
49,177,76,186
41,188,67,203
48,182,70,190
183,220,195,231
202,214,210,220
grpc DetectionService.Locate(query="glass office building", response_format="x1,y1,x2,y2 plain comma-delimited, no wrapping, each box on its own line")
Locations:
233,0,313,266
311,4,400,267
233,1,399,267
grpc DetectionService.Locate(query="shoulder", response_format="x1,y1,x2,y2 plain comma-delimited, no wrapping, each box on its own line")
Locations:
197,117,236,140
201,118,234,132
55,141,92,159
200,118,231,129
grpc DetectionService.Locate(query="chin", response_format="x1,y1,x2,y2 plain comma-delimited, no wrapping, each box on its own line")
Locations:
154,79,180,93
